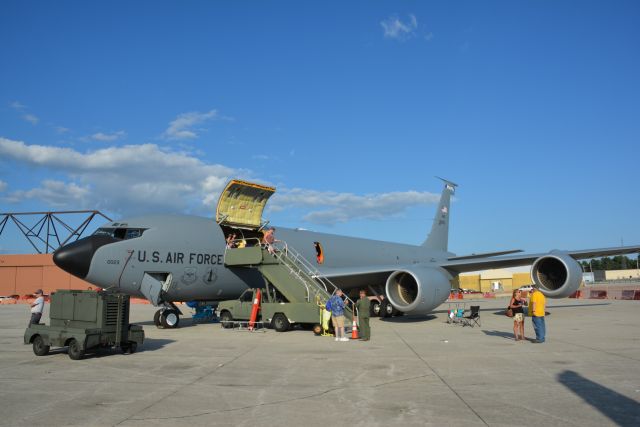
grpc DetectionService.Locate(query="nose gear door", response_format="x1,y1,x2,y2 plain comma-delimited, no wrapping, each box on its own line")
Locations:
140,272,173,306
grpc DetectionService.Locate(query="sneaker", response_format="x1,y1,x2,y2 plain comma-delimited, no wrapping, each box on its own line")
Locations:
334,338,339,342
340,337,349,342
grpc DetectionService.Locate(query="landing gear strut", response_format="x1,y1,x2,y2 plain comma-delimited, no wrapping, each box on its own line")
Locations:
154,303,183,329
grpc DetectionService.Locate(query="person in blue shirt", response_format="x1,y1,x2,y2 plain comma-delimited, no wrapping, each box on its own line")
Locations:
327,289,348,342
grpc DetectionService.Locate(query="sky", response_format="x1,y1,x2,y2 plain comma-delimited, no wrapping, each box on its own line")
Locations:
1,1,639,256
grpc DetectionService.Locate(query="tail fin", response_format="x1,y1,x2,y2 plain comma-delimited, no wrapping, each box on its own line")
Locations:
422,177,457,251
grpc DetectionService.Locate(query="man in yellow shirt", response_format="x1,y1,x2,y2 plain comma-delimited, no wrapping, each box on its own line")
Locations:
528,285,546,343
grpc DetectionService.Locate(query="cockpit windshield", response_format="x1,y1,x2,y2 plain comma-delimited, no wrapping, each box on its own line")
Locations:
94,228,145,240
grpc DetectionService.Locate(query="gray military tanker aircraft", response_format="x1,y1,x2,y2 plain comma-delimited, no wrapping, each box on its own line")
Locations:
53,178,640,328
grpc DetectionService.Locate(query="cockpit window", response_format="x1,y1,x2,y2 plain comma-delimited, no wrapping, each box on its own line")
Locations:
94,228,145,240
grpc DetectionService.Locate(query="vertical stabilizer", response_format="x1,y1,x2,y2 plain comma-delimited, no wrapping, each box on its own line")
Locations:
422,177,457,251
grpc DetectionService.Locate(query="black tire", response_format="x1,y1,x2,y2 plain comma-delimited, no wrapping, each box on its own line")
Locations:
67,338,84,360
220,311,234,329
161,310,180,329
370,300,381,317
312,324,322,336
32,335,49,356
272,313,290,332
154,310,162,328
379,300,392,318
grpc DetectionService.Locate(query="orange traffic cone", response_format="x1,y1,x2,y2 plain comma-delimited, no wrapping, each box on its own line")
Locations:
351,317,359,339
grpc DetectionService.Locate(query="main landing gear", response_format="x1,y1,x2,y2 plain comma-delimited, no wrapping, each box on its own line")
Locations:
154,303,183,329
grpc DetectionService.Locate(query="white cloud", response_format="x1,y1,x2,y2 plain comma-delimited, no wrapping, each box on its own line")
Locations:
0,180,7,192
90,131,126,142
5,180,90,207
0,137,240,215
163,110,221,140
270,188,440,225
381,14,418,40
22,114,39,125
0,137,439,224
55,126,70,134
10,101,26,111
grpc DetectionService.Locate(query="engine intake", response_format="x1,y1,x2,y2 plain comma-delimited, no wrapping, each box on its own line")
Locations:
531,252,583,298
385,266,451,315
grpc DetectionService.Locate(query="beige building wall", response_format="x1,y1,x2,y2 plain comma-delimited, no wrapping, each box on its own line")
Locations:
459,274,480,291
513,272,532,288
605,269,640,280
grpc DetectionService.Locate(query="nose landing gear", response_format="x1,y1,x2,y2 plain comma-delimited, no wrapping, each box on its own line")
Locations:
154,303,183,329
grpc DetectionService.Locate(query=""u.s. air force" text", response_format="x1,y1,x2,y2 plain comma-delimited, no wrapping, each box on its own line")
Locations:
136,250,223,265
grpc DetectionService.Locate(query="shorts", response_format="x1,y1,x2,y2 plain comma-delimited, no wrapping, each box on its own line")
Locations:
514,313,524,322
331,315,345,328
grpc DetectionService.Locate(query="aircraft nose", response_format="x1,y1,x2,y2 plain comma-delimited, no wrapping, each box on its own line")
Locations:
53,235,118,279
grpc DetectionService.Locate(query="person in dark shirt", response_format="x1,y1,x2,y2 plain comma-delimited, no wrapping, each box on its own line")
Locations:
509,289,526,341
355,289,371,341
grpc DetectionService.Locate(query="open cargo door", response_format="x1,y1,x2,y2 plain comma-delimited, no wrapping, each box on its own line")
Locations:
216,179,276,230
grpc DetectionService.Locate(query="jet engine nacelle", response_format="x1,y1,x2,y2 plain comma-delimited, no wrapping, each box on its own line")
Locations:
531,251,583,298
385,266,452,315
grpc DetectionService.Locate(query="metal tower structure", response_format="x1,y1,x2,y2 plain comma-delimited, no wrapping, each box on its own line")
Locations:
0,210,112,254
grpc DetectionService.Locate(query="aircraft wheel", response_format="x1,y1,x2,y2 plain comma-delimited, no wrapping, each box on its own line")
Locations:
220,311,234,329
272,313,290,332
154,310,163,328
161,310,180,329
67,338,85,360
370,300,381,317
32,335,50,356
380,300,396,318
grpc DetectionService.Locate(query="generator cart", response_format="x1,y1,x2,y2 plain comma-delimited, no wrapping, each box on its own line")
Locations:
24,290,144,360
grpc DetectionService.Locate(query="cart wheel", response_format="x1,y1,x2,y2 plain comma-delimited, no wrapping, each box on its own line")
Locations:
67,338,85,360
32,335,50,356
122,342,138,354
272,313,290,332
312,324,322,336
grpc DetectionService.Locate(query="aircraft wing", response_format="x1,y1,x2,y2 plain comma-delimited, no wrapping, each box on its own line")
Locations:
318,245,640,286
437,245,640,274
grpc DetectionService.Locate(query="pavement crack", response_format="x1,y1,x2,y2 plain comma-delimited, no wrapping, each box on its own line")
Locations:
127,386,344,421
114,335,278,426
390,326,490,427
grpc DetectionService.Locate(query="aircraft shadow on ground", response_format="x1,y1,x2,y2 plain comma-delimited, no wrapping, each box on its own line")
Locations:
557,370,640,426
379,314,437,323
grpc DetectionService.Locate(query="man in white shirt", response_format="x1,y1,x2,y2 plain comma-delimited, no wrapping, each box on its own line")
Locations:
29,289,44,326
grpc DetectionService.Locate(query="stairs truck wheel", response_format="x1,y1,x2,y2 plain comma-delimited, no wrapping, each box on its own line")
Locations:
32,335,50,356
370,300,381,317
128,342,138,354
220,311,234,329
154,310,163,328
272,313,290,332
67,338,84,360
312,324,322,336
161,310,180,329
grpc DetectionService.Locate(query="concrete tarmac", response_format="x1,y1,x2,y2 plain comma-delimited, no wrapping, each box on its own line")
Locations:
1,298,639,427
